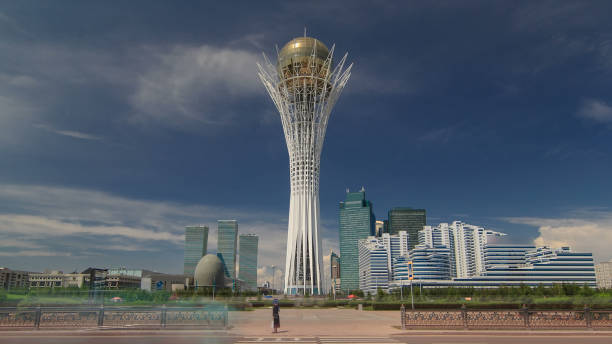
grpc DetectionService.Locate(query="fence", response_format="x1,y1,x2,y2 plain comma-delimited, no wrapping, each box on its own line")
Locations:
0,305,228,329
400,305,612,330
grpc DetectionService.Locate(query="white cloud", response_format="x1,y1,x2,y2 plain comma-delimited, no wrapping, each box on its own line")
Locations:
0,183,297,275
33,123,102,141
577,98,612,123
0,73,40,88
505,214,612,262
0,214,183,243
129,44,263,127
257,265,284,290
0,38,269,143
0,251,72,257
0,238,42,249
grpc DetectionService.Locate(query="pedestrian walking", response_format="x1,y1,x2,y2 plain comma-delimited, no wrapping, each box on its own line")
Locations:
272,298,280,333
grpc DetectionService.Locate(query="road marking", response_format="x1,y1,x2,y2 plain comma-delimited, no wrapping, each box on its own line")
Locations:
236,339,317,344
319,338,399,344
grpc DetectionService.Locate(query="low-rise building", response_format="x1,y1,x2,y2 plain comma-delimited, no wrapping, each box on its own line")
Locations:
29,271,88,288
108,267,186,292
595,260,612,289
0,267,30,290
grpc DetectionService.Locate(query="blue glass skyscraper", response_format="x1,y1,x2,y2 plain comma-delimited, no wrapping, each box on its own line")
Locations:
184,226,208,276
217,220,238,279
238,234,259,291
339,188,375,292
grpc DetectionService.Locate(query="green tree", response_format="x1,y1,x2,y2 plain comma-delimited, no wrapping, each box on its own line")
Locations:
579,284,595,297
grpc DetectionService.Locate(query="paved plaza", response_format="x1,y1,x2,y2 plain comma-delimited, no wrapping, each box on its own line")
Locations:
3,332,612,344
2,308,612,343
229,308,403,336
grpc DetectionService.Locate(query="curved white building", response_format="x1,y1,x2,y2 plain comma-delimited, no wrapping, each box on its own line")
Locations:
258,36,352,295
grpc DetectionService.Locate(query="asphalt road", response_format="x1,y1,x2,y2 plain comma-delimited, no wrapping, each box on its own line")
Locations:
2,334,612,344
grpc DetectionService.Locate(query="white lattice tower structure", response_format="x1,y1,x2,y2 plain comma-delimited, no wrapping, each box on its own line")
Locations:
258,36,352,295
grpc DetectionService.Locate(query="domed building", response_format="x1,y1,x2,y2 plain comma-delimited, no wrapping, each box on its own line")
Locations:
193,254,227,288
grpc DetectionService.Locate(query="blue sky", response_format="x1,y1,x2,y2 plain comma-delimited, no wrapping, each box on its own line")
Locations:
2,1,612,285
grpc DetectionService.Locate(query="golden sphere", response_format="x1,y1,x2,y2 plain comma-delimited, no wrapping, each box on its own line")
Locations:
277,37,330,77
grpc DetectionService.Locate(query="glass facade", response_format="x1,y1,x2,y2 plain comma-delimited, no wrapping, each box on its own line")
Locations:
217,220,238,279
388,207,426,250
183,226,209,276
339,189,375,292
238,234,258,291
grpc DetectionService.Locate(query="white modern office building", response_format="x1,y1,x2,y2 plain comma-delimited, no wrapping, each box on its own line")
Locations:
389,245,597,290
485,245,536,270
373,220,597,291
381,231,409,279
455,246,597,287
258,35,352,295
407,245,452,280
358,237,389,294
419,221,505,278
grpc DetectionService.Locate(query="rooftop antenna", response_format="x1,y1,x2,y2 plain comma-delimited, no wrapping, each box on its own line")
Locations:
304,26,307,37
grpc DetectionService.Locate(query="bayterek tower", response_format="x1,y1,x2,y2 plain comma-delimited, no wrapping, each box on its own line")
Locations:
258,35,352,295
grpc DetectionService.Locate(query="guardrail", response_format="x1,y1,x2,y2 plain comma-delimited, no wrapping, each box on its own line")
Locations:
400,304,612,330
0,305,228,329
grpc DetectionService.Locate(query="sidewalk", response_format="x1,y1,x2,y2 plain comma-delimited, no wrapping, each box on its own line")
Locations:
229,308,402,336
3,308,612,337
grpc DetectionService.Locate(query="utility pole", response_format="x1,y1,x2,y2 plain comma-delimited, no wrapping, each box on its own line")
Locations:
410,279,414,310
271,265,276,295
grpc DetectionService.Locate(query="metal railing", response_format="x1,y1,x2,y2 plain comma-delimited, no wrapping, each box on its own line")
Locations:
400,304,612,330
0,305,228,329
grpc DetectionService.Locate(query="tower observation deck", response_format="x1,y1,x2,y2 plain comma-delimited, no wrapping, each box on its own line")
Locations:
258,36,352,295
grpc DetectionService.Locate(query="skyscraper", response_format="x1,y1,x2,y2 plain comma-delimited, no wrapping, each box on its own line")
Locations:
184,226,209,276
217,220,238,279
388,207,426,250
238,234,259,291
330,250,341,295
339,189,375,292
258,35,352,295
375,220,385,237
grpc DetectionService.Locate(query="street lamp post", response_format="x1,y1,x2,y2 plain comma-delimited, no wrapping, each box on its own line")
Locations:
271,265,276,295
410,279,414,310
